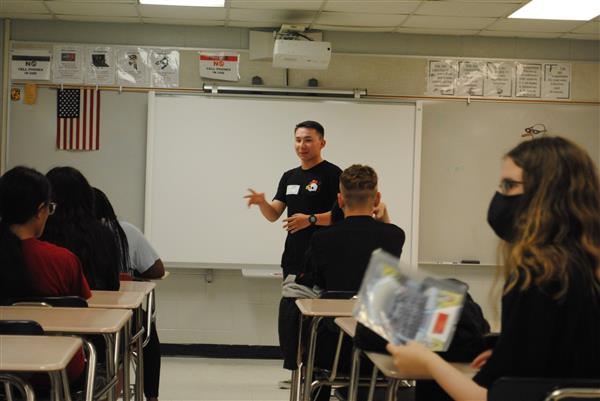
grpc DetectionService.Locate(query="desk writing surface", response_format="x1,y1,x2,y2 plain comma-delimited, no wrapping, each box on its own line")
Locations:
119,281,156,295
0,335,82,372
365,352,476,379
295,299,356,317
0,306,131,333
334,317,357,337
88,290,144,309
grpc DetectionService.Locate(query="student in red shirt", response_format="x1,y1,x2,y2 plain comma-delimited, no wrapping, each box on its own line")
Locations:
0,166,91,384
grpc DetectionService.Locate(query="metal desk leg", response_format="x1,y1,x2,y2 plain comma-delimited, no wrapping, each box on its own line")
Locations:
384,379,400,401
49,371,61,401
123,319,132,401
302,316,322,401
367,367,378,401
60,369,73,401
102,334,116,401
134,307,144,401
348,347,362,401
81,339,97,401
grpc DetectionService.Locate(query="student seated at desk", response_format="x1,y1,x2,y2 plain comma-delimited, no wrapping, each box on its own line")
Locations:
387,137,600,401
41,166,120,291
93,187,163,401
0,166,90,386
297,164,406,401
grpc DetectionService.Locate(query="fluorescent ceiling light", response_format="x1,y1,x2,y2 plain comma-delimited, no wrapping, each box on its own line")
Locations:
509,0,600,21
140,0,225,6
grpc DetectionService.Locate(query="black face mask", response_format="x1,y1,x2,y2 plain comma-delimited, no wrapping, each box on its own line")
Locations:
487,192,524,242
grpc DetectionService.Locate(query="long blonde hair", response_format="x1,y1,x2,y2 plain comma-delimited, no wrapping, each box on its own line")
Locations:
502,136,600,299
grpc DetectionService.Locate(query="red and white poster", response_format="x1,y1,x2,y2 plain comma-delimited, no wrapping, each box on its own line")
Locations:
199,52,240,82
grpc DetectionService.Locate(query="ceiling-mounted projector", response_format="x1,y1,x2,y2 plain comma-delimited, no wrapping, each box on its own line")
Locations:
272,26,331,70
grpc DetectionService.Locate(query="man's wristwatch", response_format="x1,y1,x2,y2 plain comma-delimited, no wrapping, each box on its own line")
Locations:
308,214,317,226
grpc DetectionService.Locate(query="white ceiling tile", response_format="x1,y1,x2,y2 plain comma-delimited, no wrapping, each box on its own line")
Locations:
228,8,316,23
415,1,520,18
571,21,600,34
487,18,582,32
0,12,52,20
402,15,495,30
316,11,407,27
142,17,224,25
324,0,420,14
0,1,48,13
311,24,396,32
479,30,563,38
561,33,600,40
57,14,141,23
140,5,225,19
46,2,138,17
228,20,282,28
49,0,136,3
229,0,322,11
396,27,480,36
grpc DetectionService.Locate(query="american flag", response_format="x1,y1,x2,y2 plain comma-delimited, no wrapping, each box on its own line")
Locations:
56,88,100,151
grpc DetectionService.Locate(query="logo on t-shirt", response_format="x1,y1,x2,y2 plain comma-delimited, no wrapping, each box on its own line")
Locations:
305,179,320,192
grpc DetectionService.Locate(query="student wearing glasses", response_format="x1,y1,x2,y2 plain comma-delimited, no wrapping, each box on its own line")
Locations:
387,137,600,401
0,166,91,385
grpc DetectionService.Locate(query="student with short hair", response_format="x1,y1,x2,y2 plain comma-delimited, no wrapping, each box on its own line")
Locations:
298,164,405,401
93,187,163,401
42,166,120,291
387,136,600,401
0,166,90,385
245,120,342,371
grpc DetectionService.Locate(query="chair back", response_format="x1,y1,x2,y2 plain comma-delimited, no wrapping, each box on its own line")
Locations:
319,291,356,300
10,296,88,308
489,377,600,401
0,320,44,335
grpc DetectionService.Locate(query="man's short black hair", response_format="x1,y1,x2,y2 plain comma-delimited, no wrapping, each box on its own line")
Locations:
295,120,324,137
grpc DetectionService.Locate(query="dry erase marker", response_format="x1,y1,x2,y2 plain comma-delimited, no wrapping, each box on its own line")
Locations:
460,260,480,264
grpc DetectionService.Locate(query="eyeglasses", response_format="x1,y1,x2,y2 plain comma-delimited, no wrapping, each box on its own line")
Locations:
47,202,57,215
499,179,523,194
522,124,547,138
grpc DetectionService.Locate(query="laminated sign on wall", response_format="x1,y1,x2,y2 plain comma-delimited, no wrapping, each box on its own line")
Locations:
85,46,115,85
53,45,84,84
199,52,240,82
150,49,179,88
11,50,51,80
117,48,150,87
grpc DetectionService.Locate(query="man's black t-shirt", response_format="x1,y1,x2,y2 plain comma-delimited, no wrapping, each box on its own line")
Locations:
273,160,342,276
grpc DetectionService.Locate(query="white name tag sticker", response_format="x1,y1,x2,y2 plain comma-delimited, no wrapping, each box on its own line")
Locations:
286,185,300,195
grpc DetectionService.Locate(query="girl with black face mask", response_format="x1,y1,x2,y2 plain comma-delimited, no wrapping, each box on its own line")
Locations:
386,136,600,401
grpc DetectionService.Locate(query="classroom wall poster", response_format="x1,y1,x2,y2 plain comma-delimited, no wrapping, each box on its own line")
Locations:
542,63,570,99
199,52,241,82
515,63,542,98
484,62,514,97
117,47,150,87
150,49,179,88
85,46,115,85
456,61,485,96
427,60,458,96
10,49,51,81
53,45,84,84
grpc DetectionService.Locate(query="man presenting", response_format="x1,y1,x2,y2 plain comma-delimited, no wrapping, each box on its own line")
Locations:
245,120,342,372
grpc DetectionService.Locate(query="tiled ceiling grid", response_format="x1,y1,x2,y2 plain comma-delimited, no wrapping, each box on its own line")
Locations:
1,0,599,40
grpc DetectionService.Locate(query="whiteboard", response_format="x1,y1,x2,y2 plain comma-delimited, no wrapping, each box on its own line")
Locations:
419,100,600,266
145,93,419,268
